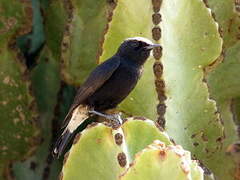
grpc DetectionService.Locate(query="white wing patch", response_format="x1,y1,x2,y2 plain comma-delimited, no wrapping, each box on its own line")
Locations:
67,105,89,133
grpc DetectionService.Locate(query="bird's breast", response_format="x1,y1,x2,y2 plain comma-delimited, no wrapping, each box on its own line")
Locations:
110,62,142,89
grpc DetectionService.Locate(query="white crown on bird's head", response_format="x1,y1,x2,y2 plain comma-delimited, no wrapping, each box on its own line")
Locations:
125,37,155,46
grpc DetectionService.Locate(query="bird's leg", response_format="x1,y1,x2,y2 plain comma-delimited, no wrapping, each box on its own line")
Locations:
89,110,123,126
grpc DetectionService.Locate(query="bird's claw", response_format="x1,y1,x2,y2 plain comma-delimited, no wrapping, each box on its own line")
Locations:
89,110,122,127
107,113,122,127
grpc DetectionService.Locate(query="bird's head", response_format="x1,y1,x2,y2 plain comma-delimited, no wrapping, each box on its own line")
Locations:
116,37,160,65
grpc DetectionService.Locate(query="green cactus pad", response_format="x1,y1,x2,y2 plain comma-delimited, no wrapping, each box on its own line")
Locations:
120,140,203,180
0,0,39,163
17,0,44,59
62,124,124,180
207,0,240,48
160,0,224,177
205,0,240,179
0,47,39,161
12,47,61,180
0,0,31,41
121,118,171,162
206,39,240,180
44,0,68,59
62,118,171,180
61,0,116,85
208,44,240,100
11,1,65,177
99,0,158,120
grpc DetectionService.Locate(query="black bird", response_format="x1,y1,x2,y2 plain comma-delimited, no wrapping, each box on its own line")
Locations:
53,37,160,158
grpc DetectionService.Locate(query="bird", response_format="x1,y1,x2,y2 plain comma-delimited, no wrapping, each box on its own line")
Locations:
53,37,160,158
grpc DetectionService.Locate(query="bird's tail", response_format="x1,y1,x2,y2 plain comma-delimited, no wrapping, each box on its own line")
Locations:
53,129,73,158
53,105,89,158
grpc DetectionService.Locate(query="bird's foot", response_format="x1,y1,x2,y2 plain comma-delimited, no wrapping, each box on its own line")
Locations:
89,110,123,128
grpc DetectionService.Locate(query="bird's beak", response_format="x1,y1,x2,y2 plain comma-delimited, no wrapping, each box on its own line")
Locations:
145,44,161,50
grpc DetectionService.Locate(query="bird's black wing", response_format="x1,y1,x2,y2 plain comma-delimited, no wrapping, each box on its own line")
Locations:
61,56,121,129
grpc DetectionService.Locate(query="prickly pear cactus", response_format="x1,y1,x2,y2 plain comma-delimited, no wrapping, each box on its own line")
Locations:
61,118,203,180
